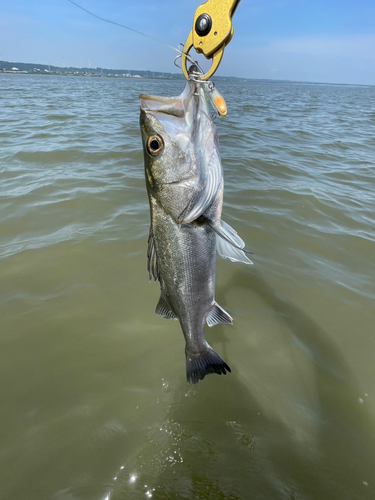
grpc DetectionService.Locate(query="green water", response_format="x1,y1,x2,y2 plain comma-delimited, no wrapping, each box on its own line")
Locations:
1,74,374,500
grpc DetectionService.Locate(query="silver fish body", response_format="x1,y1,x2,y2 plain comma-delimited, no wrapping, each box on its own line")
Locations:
140,79,251,384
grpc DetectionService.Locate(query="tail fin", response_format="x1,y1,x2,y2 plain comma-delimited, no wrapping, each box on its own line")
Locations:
185,345,231,384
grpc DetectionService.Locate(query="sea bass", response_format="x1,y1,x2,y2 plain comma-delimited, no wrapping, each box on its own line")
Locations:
140,77,252,384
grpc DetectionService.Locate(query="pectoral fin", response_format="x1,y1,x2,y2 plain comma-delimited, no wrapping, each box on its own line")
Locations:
211,220,253,265
179,151,222,224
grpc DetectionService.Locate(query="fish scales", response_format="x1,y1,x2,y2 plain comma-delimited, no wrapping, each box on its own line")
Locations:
140,77,252,384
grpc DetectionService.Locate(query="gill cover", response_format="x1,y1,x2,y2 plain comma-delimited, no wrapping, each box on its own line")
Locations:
140,80,223,224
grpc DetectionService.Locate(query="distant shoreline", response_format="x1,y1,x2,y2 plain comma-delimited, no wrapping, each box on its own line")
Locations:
0,60,372,87
1,69,162,79
0,59,184,80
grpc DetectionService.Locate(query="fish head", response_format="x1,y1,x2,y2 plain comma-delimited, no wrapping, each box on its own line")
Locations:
140,80,223,223
140,81,198,189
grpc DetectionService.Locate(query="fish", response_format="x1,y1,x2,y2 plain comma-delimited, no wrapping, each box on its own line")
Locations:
139,75,252,384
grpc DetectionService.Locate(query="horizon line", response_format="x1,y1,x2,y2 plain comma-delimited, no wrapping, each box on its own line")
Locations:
0,59,372,88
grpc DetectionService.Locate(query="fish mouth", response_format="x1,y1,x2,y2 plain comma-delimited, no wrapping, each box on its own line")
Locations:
140,81,198,139
139,80,195,118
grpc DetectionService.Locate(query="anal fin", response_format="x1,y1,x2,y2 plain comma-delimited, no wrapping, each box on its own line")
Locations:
206,301,233,327
156,293,178,321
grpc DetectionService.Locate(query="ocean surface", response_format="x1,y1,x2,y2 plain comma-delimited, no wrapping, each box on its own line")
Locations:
1,73,374,500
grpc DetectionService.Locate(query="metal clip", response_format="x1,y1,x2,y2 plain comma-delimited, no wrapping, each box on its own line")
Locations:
181,0,240,81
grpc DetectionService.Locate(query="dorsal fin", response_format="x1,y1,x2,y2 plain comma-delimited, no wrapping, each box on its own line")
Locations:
156,292,178,320
147,227,160,281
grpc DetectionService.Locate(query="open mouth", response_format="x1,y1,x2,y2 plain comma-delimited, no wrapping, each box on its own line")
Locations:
140,81,197,139
139,80,195,116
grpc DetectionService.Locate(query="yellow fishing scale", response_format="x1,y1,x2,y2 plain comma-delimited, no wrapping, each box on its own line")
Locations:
181,0,241,81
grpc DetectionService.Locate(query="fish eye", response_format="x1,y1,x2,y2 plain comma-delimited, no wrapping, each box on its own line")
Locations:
147,135,164,156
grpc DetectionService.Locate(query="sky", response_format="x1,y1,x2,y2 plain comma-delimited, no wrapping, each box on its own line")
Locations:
1,0,375,84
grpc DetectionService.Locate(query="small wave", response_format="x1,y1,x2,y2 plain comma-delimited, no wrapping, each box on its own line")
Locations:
45,114,76,120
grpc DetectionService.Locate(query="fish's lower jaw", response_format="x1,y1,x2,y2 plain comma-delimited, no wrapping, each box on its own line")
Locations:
185,345,231,385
